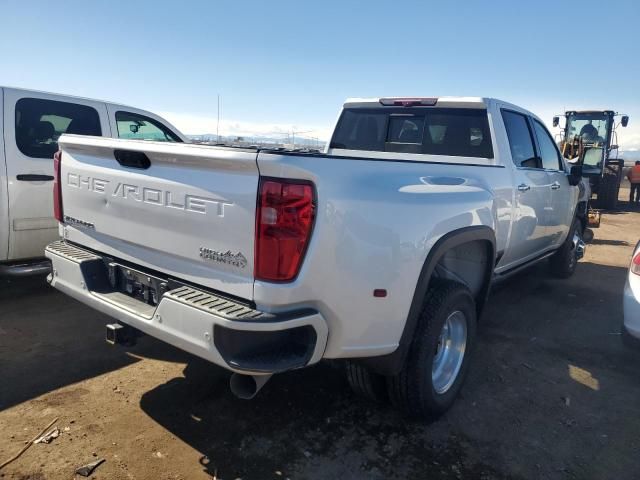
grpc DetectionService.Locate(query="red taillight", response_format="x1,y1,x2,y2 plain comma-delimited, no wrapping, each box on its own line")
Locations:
255,179,315,282
53,150,63,222
631,252,640,276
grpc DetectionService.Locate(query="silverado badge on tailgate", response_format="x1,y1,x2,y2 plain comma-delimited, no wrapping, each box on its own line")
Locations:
199,247,248,268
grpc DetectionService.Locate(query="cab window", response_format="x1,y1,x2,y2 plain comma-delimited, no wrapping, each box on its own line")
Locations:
116,111,181,142
15,98,102,159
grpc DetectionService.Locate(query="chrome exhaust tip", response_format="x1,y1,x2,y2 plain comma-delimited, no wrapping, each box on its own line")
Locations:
229,373,272,400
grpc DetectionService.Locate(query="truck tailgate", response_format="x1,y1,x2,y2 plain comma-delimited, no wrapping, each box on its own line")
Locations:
57,135,259,300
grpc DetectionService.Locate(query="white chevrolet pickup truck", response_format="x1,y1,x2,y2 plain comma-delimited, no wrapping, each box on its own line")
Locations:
46,97,586,418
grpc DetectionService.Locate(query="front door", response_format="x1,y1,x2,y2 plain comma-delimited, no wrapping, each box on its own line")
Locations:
2,89,110,260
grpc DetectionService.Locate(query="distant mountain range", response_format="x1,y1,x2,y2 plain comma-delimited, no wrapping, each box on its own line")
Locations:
186,133,325,149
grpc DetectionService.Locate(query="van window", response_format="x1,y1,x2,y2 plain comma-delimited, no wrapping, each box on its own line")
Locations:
330,107,494,158
116,111,181,142
15,98,102,159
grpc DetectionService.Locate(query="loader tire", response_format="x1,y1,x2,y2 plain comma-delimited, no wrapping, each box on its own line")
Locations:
597,167,620,210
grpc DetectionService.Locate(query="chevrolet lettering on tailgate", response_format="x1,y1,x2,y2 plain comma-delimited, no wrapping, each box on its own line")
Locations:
67,173,233,216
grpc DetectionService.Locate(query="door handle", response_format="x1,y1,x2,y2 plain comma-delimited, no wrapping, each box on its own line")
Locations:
16,174,54,182
517,184,531,192
551,181,561,190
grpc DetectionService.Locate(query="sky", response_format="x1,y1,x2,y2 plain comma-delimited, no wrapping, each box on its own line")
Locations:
1,0,639,151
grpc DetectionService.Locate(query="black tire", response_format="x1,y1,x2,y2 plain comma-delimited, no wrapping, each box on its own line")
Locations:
345,361,388,402
387,280,477,420
549,218,582,279
597,167,620,210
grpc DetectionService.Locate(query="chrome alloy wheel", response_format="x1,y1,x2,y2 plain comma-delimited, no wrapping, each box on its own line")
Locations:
432,310,468,394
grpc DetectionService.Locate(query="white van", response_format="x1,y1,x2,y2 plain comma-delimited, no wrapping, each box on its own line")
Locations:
0,87,187,275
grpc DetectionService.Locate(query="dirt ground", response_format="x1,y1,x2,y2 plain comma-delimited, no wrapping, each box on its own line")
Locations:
1,189,640,480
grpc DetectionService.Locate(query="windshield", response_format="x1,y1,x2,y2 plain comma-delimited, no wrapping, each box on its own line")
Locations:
565,113,611,147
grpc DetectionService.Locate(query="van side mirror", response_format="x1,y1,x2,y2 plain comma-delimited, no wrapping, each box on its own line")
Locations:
568,165,582,186
553,116,560,127
621,115,629,127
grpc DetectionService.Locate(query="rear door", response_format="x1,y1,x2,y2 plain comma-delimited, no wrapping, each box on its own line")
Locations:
531,117,574,247
499,108,553,265
59,136,259,300
2,89,110,260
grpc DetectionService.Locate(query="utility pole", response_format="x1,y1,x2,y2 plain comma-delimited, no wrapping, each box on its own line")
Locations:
216,94,220,143
291,129,312,149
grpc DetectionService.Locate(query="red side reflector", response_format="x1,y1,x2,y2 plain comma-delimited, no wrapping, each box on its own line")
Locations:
379,97,438,107
631,252,640,276
373,289,387,298
255,179,315,282
53,150,63,222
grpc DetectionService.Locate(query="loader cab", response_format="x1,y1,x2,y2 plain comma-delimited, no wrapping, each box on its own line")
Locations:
556,111,618,177
554,110,629,210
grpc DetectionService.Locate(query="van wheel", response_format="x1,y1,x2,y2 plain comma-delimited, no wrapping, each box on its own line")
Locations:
387,280,476,419
345,362,387,402
549,219,583,279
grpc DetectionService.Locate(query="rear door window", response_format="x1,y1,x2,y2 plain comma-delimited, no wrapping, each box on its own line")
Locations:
15,98,102,158
330,107,493,158
116,111,182,142
501,110,538,168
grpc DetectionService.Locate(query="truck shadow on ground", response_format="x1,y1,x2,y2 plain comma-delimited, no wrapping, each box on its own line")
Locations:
139,360,511,480
139,260,640,480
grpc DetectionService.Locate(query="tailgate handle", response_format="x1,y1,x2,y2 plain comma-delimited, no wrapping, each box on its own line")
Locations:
114,149,151,169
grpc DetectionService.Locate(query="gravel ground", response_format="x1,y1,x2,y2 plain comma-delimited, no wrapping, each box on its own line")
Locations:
1,191,639,480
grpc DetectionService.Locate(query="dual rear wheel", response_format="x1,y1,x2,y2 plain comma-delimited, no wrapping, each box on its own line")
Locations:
345,280,477,419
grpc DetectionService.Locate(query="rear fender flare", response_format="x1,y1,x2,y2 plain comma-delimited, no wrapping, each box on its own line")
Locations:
361,226,496,376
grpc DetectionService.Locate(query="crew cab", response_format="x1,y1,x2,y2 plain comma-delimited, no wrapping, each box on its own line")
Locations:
0,87,186,276
45,97,585,418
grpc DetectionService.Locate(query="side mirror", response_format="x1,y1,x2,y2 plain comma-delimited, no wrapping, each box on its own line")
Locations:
621,115,629,127
553,116,560,127
568,165,583,186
